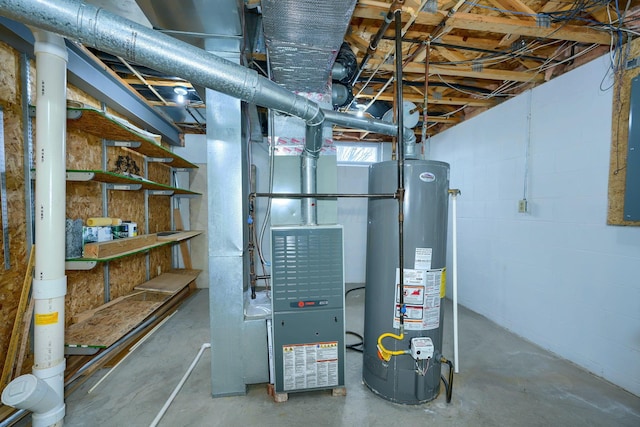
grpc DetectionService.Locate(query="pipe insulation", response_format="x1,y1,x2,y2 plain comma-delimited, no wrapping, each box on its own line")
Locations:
0,0,396,137
1,29,68,427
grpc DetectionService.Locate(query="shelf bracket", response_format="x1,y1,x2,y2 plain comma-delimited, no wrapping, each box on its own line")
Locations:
66,171,96,181
147,157,173,164
105,140,142,149
147,189,174,196
173,193,200,199
65,260,98,270
106,183,143,191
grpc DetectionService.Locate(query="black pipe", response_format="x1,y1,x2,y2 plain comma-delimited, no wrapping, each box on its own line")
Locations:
395,9,406,328
251,192,397,199
440,357,453,403
351,0,405,85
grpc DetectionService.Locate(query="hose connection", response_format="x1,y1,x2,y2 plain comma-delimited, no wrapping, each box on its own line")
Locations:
376,328,408,362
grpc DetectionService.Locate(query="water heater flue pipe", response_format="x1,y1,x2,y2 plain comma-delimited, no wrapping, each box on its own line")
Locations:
301,110,325,226
1,29,67,427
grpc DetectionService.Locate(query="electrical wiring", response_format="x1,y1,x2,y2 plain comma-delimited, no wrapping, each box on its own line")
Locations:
426,37,600,127
415,357,430,376
345,286,365,352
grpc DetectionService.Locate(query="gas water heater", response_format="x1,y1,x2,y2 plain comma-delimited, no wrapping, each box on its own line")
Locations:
363,160,450,404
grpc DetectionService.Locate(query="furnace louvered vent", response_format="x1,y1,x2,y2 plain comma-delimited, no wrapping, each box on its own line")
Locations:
271,226,344,312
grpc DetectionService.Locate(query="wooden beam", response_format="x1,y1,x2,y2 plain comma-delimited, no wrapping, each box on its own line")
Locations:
356,92,496,107
434,45,468,63
491,0,537,17
83,234,158,259
371,60,546,82
352,4,443,26
345,33,371,54
446,12,612,45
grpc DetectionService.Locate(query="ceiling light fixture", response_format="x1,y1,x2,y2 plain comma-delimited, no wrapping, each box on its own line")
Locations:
174,86,188,105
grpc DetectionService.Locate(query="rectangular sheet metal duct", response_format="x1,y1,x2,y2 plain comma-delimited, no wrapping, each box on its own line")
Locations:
262,0,357,92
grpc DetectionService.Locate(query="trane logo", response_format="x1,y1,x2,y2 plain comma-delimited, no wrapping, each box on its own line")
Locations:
419,172,436,182
291,300,329,308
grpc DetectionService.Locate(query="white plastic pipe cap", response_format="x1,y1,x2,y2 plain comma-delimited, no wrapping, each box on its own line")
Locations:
1,374,59,413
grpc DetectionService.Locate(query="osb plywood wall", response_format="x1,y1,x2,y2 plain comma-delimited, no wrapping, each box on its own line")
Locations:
1,39,176,377
0,41,30,376
608,37,640,226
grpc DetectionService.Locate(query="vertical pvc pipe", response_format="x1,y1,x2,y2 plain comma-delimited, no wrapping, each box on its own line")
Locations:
31,29,68,427
451,192,459,373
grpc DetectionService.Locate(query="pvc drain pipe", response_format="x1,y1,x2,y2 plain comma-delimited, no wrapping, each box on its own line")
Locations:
1,29,68,427
149,343,211,427
450,190,460,373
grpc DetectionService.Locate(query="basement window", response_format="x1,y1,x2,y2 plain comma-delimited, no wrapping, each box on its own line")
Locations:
336,142,381,165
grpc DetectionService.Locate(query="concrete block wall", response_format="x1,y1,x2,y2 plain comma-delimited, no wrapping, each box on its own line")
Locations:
430,55,640,396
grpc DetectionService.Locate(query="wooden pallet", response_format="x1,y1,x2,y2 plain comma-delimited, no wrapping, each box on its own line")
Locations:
267,384,347,403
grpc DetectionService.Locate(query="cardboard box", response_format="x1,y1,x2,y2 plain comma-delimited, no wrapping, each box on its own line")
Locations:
82,226,113,245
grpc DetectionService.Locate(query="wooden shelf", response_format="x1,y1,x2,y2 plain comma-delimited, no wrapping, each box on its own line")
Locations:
65,232,202,269
65,169,200,195
65,291,169,350
65,105,197,169
134,269,200,294
65,271,199,351
156,230,203,242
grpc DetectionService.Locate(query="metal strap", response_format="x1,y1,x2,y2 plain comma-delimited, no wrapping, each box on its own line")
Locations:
0,106,10,269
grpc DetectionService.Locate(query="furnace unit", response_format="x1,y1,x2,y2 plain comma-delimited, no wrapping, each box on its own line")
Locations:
270,225,345,394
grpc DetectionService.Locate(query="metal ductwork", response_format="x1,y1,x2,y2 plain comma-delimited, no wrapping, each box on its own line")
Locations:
0,0,397,134
262,0,357,93
134,0,242,50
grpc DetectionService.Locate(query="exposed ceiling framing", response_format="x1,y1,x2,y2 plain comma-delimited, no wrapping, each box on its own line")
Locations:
86,0,640,141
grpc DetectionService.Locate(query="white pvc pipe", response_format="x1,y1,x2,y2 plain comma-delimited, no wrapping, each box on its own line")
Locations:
451,192,459,374
149,343,211,427
19,30,67,427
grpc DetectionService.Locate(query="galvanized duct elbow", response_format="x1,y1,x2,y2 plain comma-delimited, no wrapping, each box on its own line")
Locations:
404,129,418,159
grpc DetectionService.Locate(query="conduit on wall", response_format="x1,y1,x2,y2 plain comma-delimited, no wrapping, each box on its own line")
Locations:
1,29,67,427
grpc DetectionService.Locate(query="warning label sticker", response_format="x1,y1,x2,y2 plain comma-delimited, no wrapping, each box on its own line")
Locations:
35,312,59,326
393,268,442,331
414,247,433,270
282,342,339,391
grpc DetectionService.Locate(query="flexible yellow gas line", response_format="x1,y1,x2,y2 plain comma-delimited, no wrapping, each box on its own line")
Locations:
377,331,408,361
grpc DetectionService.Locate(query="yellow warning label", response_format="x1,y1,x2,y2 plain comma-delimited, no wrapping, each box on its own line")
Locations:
35,312,59,326
440,268,447,298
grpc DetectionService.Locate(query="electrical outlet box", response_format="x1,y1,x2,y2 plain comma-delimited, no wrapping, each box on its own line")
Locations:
518,199,528,213
410,337,434,360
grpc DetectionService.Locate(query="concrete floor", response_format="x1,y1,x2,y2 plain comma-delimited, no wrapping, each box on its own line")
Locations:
57,288,639,427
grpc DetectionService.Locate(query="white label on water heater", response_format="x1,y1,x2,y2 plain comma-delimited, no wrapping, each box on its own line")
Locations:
419,171,436,182
415,247,432,270
393,268,441,331
282,342,338,391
